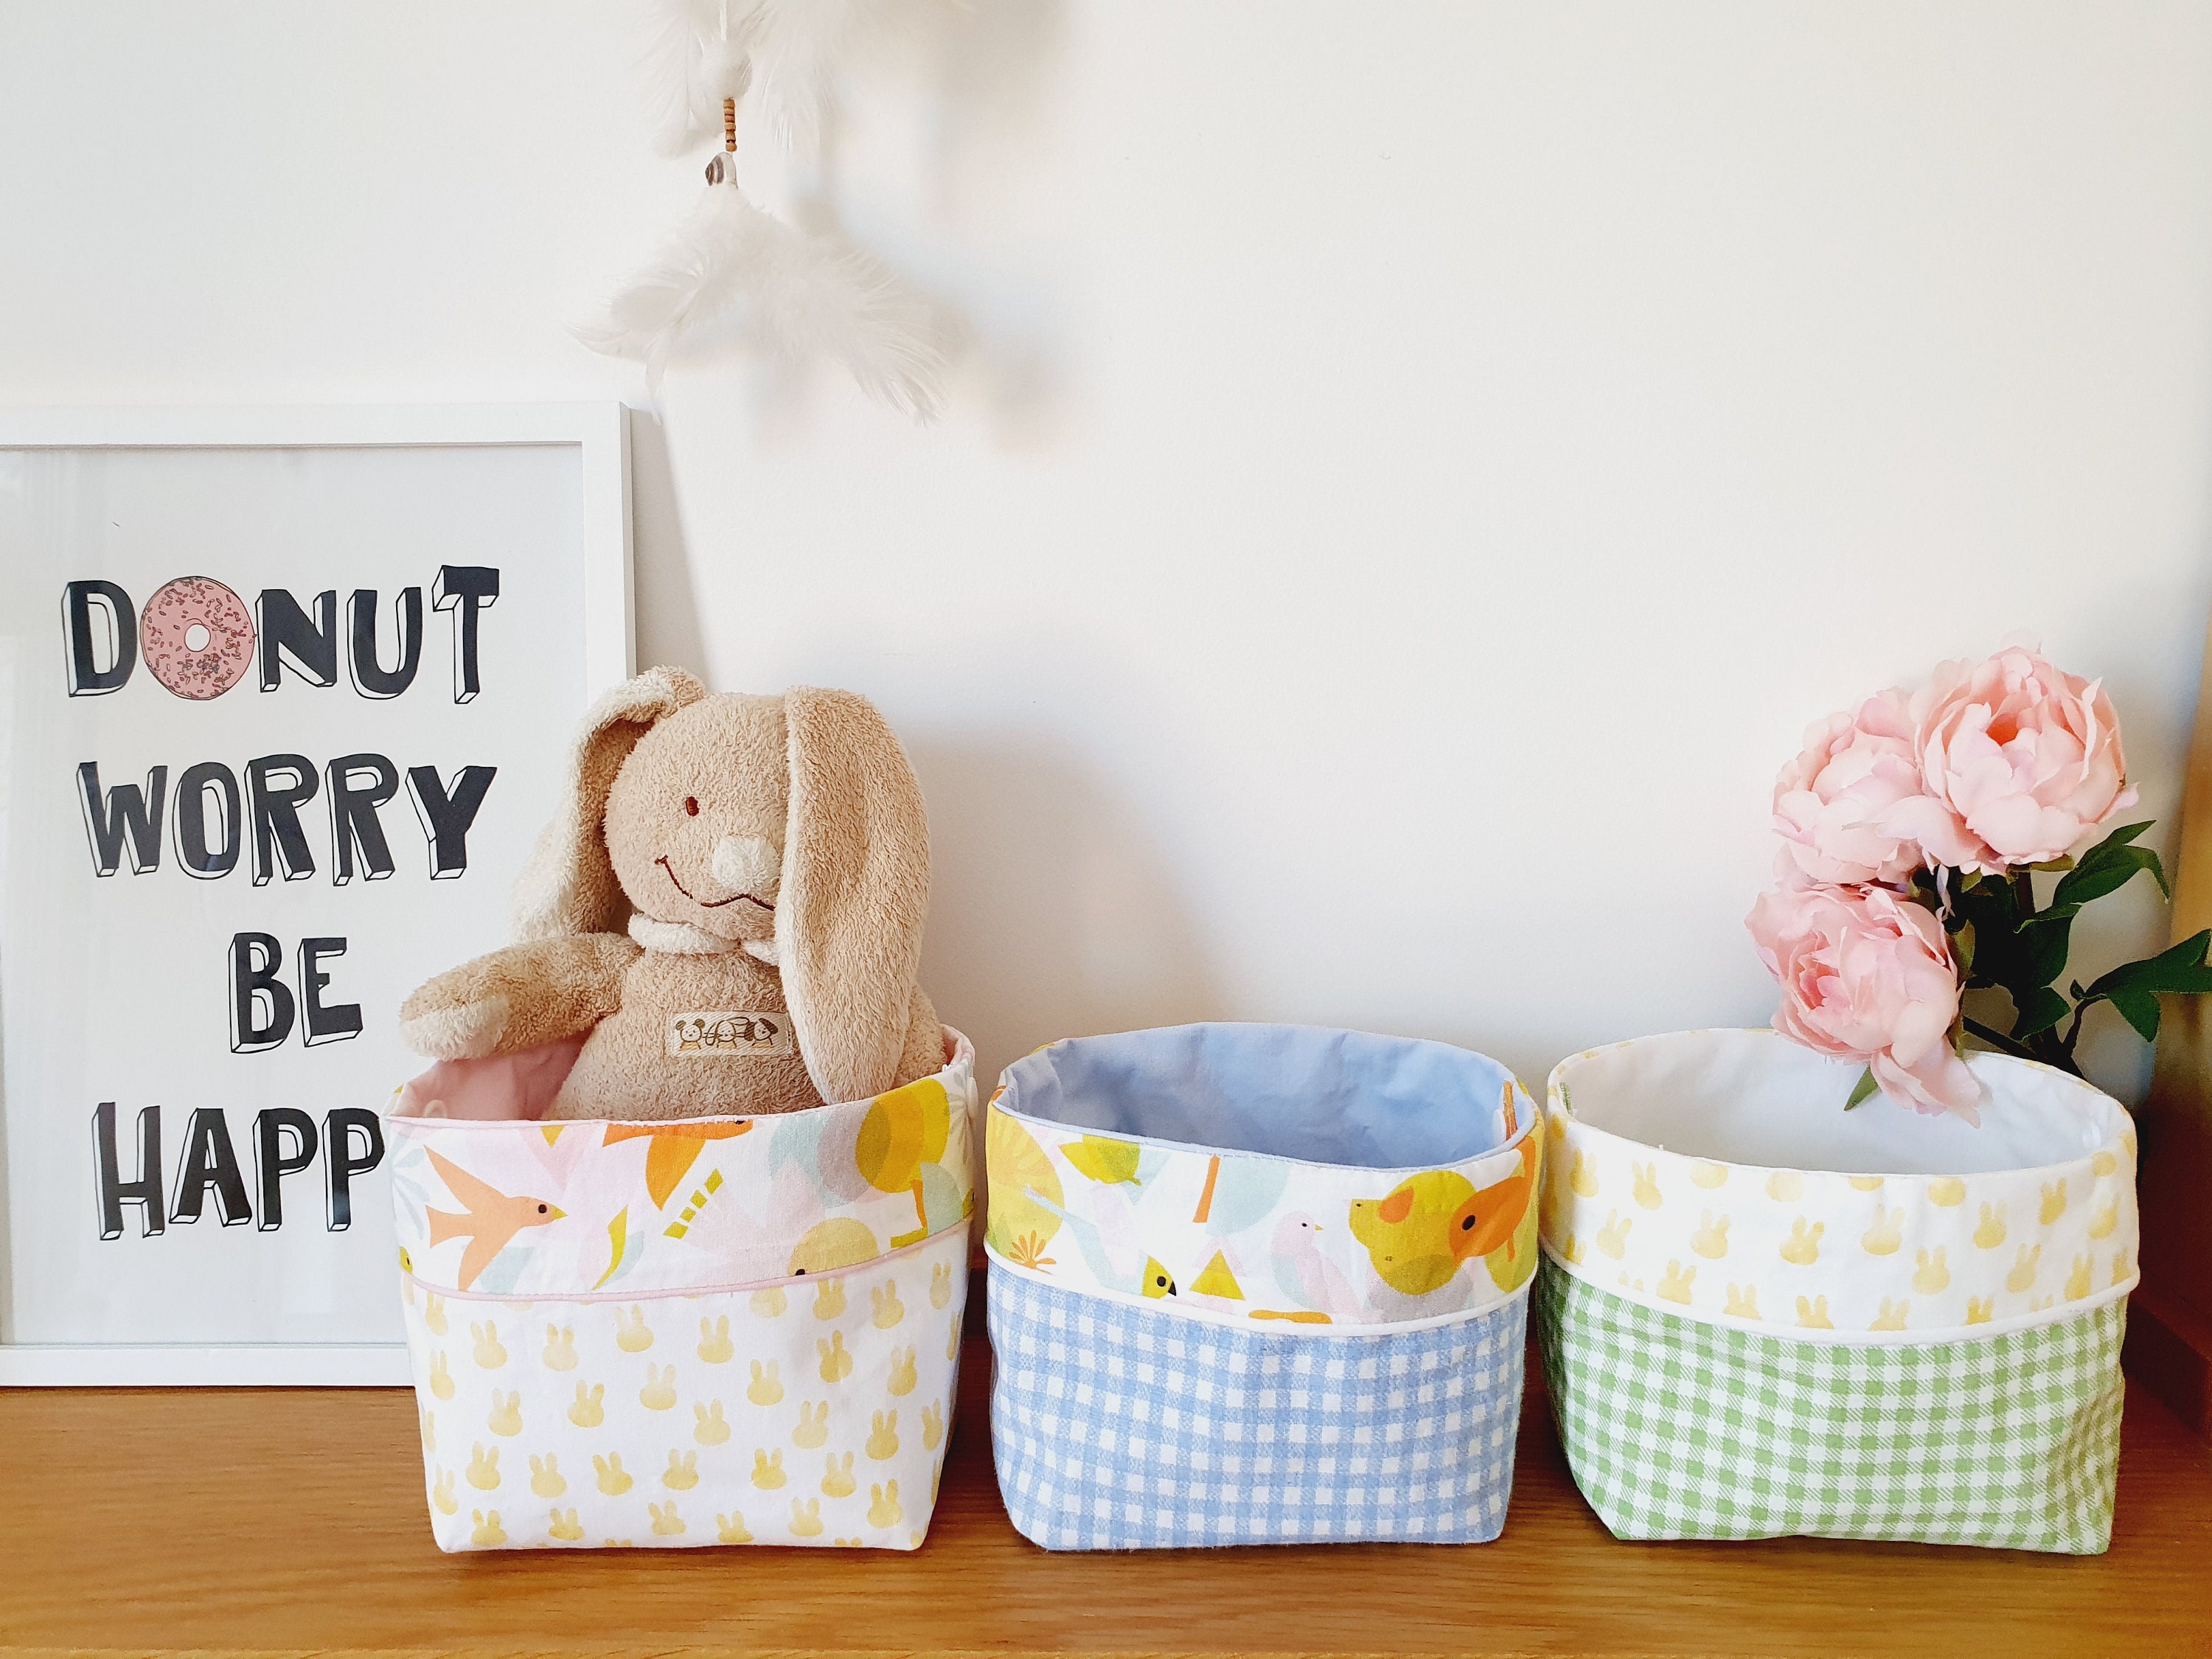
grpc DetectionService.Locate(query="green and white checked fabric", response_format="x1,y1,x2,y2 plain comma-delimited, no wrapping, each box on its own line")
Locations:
1535,1261,2126,1554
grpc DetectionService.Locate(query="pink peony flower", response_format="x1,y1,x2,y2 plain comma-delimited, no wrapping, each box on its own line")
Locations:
1883,647,2135,874
1746,881,1983,1121
1773,687,1928,886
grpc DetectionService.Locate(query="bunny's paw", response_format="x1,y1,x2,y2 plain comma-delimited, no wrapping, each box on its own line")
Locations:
399,989,510,1060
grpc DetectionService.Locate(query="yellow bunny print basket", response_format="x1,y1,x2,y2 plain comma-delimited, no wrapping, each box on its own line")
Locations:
1537,1029,2135,1554
387,1029,975,1551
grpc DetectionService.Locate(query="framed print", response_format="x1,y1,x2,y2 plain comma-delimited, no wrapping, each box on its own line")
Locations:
0,404,633,1382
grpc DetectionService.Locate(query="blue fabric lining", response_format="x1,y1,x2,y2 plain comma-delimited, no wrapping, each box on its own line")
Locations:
999,1023,1511,1169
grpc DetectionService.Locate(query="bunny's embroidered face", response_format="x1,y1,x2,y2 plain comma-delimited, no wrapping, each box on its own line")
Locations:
604,694,787,943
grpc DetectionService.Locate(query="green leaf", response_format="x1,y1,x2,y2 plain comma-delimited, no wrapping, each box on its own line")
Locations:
2053,818,2159,898
2110,989,2163,1043
1844,1067,1882,1110
2011,985,2072,1040
2020,917,2073,991
2068,930,2212,1047
2079,929,2212,1001
2052,844,2167,909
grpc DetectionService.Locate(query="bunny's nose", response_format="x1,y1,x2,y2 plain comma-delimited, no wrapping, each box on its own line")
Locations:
711,834,781,900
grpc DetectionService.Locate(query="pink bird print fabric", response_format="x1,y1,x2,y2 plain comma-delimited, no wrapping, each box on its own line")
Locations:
390,1031,975,1298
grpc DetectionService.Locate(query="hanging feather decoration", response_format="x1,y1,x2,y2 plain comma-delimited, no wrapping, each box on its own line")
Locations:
725,0,911,156
639,0,911,159
640,0,752,158
582,0,945,419
575,173,942,417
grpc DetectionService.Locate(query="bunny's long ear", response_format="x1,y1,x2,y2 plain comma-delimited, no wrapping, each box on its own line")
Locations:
512,665,708,939
779,686,931,1104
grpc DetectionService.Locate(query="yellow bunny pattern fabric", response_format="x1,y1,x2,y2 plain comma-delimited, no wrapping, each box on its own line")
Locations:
402,1232,964,1551
1540,1032,2137,1340
392,1032,976,1551
1535,1029,2137,1552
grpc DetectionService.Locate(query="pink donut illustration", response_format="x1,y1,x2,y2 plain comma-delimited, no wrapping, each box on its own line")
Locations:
140,577,255,700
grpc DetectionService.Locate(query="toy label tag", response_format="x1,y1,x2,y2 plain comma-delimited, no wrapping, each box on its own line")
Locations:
666,1011,792,1057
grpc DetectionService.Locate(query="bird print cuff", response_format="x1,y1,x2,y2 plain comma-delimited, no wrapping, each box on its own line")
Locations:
389,1029,977,1300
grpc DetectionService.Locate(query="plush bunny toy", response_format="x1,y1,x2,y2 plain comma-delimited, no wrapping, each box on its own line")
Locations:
398,667,944,1120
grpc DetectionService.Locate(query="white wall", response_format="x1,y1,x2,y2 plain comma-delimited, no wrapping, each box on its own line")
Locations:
7,1,2211,1102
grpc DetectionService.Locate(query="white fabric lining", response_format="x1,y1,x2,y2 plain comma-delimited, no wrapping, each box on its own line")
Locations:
1539,1029,2138,1342
1555,1029,2125,1176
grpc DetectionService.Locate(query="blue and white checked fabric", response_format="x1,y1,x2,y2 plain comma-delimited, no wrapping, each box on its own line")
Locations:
989,1267,1527,1549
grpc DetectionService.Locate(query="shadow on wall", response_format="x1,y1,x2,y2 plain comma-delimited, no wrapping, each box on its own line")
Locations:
922,0,1071,189
626,410,708,673
916,0,1072,446
908,736,1224,1089
762,0,1071,445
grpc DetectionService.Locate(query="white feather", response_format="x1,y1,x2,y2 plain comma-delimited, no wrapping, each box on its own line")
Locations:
738,0,908,155
636,0,923,157
637,0,731,157
576,184,944,420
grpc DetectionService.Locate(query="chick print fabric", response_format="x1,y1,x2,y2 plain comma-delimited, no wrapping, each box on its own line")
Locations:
389,1031,976,1551
986,1026,1541,1329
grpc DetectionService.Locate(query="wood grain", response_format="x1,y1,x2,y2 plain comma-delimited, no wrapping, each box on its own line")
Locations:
3,1337,2208,1658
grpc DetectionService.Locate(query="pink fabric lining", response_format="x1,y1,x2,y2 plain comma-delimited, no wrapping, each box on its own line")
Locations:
391,1028,971,1123
393,1035,585,1121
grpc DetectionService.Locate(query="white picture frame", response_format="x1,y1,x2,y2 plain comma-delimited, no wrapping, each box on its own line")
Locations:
0,403,633,1383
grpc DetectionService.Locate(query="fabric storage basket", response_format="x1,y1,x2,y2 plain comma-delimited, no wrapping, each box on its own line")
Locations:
386,1029,976,1552
1537,1028,2138,1554
984,1023,1543,1550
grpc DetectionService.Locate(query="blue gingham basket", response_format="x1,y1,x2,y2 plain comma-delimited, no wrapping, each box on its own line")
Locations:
984,1023,1543,1549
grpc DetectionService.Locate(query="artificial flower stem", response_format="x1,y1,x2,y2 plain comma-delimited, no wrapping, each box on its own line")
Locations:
1962,1016,2039,1061
2057,1003,2089,1063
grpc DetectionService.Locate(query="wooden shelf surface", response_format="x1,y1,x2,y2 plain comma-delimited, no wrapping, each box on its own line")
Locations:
3,1332,2209,1658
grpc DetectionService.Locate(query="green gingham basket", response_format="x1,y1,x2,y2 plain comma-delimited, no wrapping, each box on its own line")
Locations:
1536,1029,2136,1554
